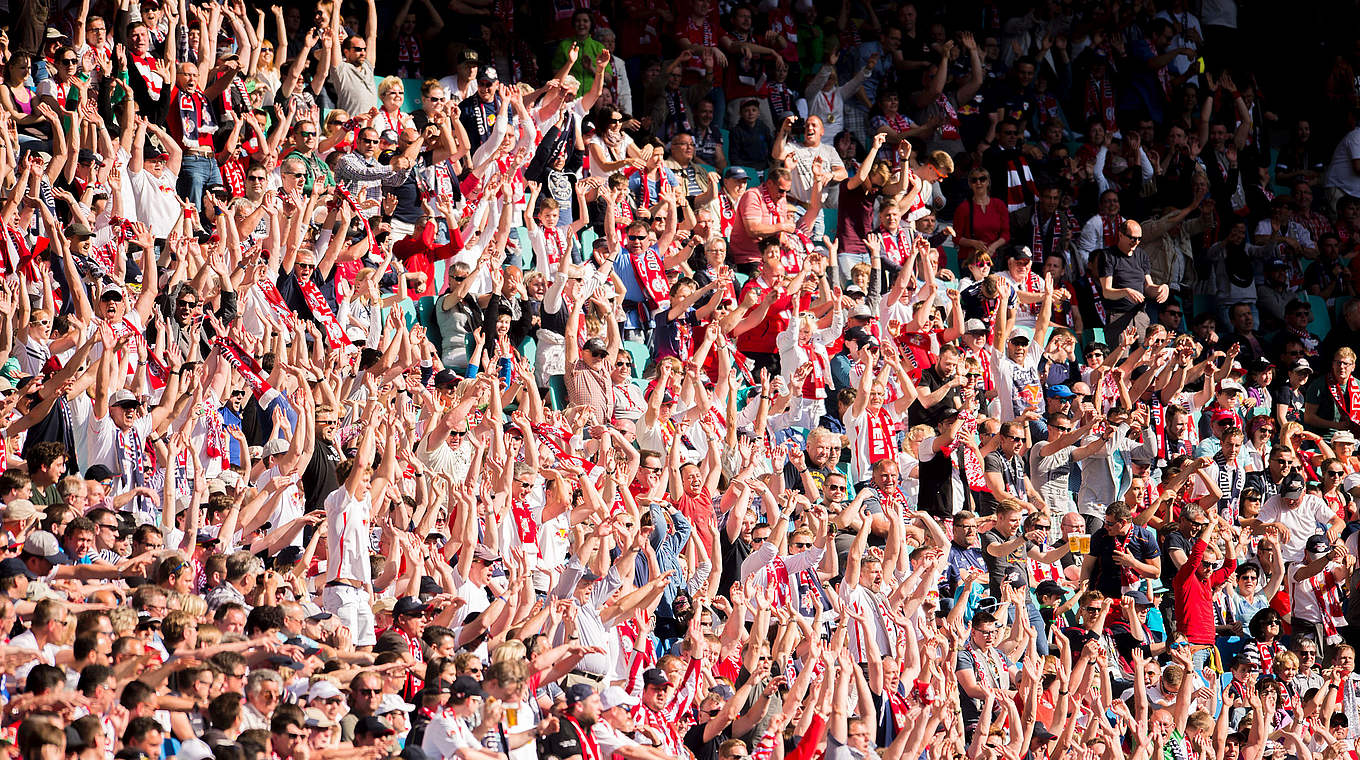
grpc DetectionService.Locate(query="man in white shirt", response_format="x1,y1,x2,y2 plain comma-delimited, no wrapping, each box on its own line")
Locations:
593,686,678,760
1325,124,1360,210
1258,474,1344,564
322,404,398,647
773,115,847,238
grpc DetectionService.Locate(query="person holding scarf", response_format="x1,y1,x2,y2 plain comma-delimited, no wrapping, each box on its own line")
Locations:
1305,348,1360,441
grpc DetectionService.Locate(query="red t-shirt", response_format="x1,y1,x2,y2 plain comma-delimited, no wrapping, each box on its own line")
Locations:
1173,538,1236,645
734,279,811,355
953,197,1011,248
393,223,465,299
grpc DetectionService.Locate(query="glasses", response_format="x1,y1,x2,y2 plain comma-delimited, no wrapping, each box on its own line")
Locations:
60,58,77,65
1001,129,1019,136
1328,470,1347,476
177,299,200,308
358,688,381,696
286,731,307,740
360,138,379,145
247,175,267,182
1191,521,1210,529
98,523,117,531
283,170,306,178
1300,650,1318,657
385,90,405,97
628,234,648,241
427,96,447,103
515,480,534,487
1033,523,1051,530
299,131,318,138
616,360,633,368
1003,434,1024,442
1123,233,1143,242
1239,575,1258,581
969,176,989,184
1083,606,1102,614
448,429,467,438
975,627,998,636
792,542,813,549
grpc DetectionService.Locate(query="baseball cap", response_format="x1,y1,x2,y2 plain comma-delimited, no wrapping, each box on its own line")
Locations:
1306,534,1333,557
22,531,69,564
849,304,873,319
1033,580,1065,599
564,682,596,705
722,166,749,181
393,596,429,618
1333,431,1358,446
304,709,337,729
600,686,639,710
1248,357,1275,373
459,50,479,64
2,499,39,523
1290,358,1314,374
99,283,125,301
1218,379,1246,394
109,388,140,408
262,438,290,457
176,740,214,760
934,406,961,424
307,680,343,702
376,694,416,715
1009,334,1031,345
65,222,94,239
354,716,395,738
477,66,499,83
1234,648,1262,667
1122,589,1151,606
963,318,987,334
1281,474,1306,499
641,668,669,687
433,369,461,389
449,675,483,700
1211,409,1237,423
843,326,876,348
1045,384,1076,399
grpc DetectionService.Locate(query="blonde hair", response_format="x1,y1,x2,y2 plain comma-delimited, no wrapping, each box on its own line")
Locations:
178,593,207,619
379,76,404,99
491,639,527,663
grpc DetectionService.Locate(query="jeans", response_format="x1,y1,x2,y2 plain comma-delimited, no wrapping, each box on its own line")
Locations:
838,250,868,287
177,154,223,212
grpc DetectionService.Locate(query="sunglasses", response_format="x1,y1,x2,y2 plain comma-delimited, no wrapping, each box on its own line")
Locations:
792,542,813,549
360,138,379,145
627,234,648,241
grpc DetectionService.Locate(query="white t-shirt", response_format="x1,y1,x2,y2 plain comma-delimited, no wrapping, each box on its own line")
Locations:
587,134,635,178
786,141,844,205
258,465,304,545
129,167,181,238
10,630,59,682
1291,562,1343,624
989,345,1043,422
422,712,481,759
1258,493,1334,564
1326,127,1360,199
323,486,372,585
85,411,155,494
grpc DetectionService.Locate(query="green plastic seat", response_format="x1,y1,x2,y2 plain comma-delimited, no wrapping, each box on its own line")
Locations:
547,375,569,410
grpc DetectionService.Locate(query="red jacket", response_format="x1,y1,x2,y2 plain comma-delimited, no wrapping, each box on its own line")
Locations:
1173,538,1236,645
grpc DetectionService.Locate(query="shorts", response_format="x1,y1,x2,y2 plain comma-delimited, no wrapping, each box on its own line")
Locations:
321,583,377,647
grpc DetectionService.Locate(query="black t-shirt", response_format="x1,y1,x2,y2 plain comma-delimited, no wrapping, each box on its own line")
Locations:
685,720,729,760
542,722,587,760
1277,382,1306,424
719,530,754,596
1097,245,1150,312
908,366,962,426
980,528,1032,597
979,451,1027,514
1160,529,1195,586
302,438,342,514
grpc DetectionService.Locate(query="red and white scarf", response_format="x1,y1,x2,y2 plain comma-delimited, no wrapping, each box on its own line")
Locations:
628,246,670,310
563,717,601,760
1085,76,1116,132
541,226,569,269
717,192,737,238
864,407,895,466
213,337,274,398
1309,567,1347,643
296,277,351,349
131,52,164,98
1330,375,1360,424
255,277,298,330
1004,156,1037,213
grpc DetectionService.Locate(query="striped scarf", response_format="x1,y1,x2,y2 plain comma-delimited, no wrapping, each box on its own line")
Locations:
1005,155,1037,212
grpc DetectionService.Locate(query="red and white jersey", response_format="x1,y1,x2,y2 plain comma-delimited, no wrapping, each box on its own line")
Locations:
847,405,898,483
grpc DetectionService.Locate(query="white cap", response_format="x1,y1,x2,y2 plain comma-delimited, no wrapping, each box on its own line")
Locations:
599,685,639,710
178,740,214,760
376,693,415,715
308,679,343,702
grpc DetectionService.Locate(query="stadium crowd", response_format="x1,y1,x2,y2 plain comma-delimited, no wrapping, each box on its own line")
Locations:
2,0,1360,759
